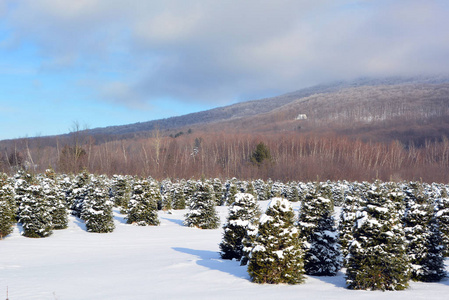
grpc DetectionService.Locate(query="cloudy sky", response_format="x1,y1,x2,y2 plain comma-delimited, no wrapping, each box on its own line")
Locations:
1,0,448,140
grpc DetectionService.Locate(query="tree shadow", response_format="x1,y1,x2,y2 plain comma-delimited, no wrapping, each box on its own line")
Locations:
172,247,250,280
73,216,87,231
307,271,348,289
161,217,185,226
113,208,127,224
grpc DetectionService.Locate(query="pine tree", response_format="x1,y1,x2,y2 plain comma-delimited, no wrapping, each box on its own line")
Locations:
346,184,410,291
126,179,160,226
403,182,442,281
67,170,90,217
417,216,446,282
248,197,304,284
219,193,261,261
19,179,53,238
81,177,115,233
171,181,186,210
305,210,341,276
184,181,220,229
212,178,225,205
0,174,15,239
436,187,449,257
41,170,68,230
110,175,132,212
338,183,366,266
161,179,173,211
299,183,341,275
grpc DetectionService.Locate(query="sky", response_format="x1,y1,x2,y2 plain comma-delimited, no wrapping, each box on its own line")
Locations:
1,0,449,140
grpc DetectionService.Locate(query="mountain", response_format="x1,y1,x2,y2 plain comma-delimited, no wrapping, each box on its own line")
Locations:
77,75,449,143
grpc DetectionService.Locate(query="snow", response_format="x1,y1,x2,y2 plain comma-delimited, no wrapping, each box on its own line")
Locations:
1,201,448,300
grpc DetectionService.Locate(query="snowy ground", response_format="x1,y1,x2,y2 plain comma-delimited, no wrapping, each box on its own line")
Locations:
1,201,448,300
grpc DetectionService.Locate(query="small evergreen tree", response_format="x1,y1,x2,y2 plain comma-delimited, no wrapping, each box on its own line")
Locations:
126,179,160,226
339,183,365,266
436,188,449,257
417,216,446,282
184,181,220,229
219,193,261,261
67,170,90,217
110,175,132,212
19,180,53,238
171,181,186,210
346,184,410,291
41,170,68,230
403,182,444,281
248,197,304,284
304,210,341,276
81,177,115,233
0,174,15,239
250,142,271,166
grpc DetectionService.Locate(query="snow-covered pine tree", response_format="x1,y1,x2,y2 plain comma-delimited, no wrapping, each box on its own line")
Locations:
252,179,268,201
403,182,444,281
67,170,90,217
184,181,220,229
224,179,238,206
0,174,15,239
248,197,304,284
298,183,333,241
110,175,132,212
171,181,186,210
244,181,257,199
81,177,115,233
338,183,365,266
417,216,446,282
160,178,173,211
126,179,160,226
304,209,341,276
219,193,261,261
285,181,300,202
299,183,341,275
212,178,225,205
269,181,284,198
19,178,53,238
41,169,68,230
346,183,410,291
436,187,449,257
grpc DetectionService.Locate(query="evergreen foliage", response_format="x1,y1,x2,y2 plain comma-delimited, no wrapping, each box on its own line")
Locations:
184,181,220,229
299,184,341,275
171,181,186,210
110,175,132,212
417,217,446,282
436,188,449,257
67,170,90,217
219,193,261,261
304,210,341,276
126,179,160,226
248,198,304,284
19,178,53,238
403,182,445,281
346,184,410,291
81,177,115,233
250,142,271,166
41,170,68,230
0,174,15,239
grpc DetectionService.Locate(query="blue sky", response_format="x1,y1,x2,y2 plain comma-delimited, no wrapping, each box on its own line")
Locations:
1,0,448,140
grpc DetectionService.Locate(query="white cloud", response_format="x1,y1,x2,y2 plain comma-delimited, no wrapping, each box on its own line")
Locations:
3,0,449,107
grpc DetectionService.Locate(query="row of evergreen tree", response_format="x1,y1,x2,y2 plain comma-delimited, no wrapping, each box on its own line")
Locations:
219,181,448,290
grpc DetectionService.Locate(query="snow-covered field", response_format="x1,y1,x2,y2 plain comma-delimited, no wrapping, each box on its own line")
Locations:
1,201,448,300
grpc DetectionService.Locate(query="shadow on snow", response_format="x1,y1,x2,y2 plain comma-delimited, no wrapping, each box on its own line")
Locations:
172,247,250,280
